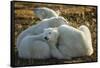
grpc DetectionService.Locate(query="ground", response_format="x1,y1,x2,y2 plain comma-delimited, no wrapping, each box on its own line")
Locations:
11,1,97,67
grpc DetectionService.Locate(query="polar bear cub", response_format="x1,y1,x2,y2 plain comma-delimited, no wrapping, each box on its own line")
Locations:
45,25,93,59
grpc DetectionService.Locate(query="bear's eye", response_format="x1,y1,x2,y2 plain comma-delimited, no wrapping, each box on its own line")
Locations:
49,32,51,34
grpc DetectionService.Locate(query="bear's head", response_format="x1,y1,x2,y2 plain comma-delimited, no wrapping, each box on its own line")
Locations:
33,7,59,20
43,28,59,43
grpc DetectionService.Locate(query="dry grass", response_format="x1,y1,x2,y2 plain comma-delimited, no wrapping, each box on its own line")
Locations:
12,1,97,67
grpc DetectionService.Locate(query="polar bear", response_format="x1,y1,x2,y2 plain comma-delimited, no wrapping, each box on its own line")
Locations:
18,28,64,59
16,16,68,49
45,25,93,59
34,7,60,20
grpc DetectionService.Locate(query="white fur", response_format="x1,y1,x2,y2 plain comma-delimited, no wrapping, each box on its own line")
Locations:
16,16,68,49
45,25,93,59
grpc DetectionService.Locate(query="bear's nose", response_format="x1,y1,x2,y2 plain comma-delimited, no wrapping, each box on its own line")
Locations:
44,37,48,40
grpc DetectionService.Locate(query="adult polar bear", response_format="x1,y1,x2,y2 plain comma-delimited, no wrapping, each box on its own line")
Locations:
45,25,93,59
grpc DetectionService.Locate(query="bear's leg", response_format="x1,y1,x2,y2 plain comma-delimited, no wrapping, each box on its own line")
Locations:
78,25,93,56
